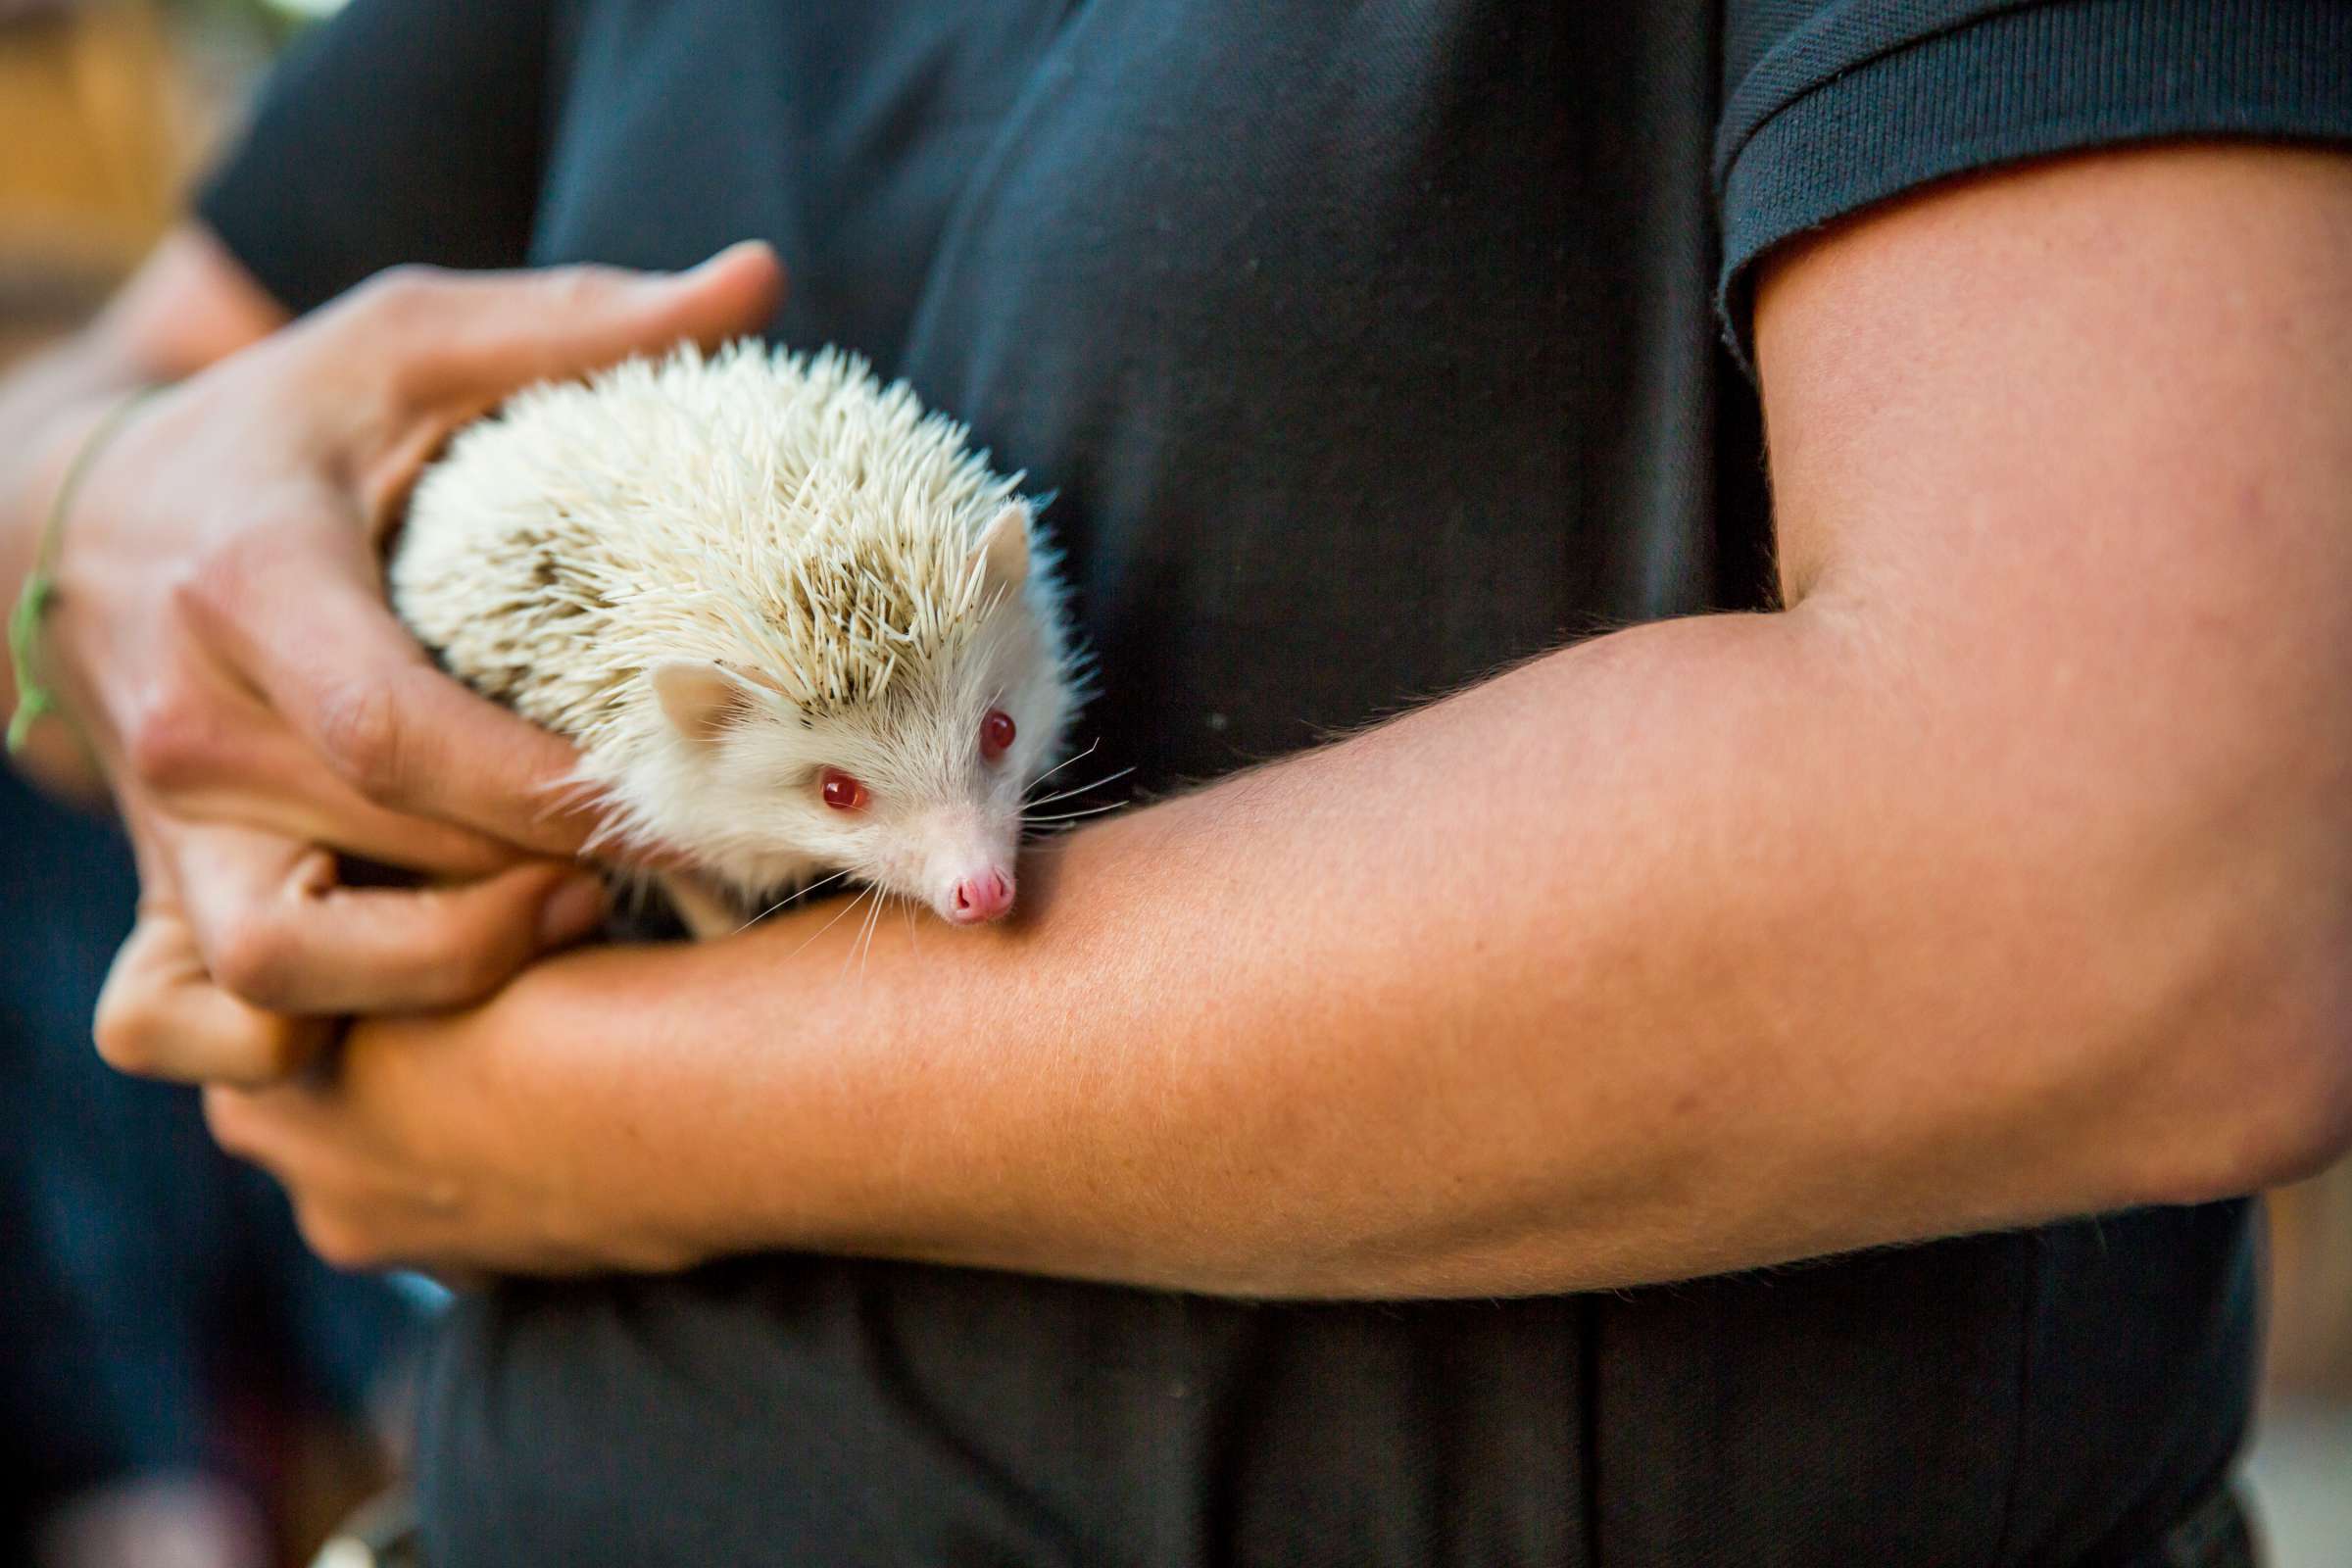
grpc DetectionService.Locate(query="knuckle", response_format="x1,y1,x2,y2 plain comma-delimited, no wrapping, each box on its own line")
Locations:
207,917,297,1009
122,679,217,791
349,264,446,329
91,992,160,1077
311,677,410,804
168,552,236,625
440,922,524,999
346,268,459,410
221,1020,310,1088
253,1023,313,1083
199,1086,251,1152
534,266,620,318
296,1207,383,1272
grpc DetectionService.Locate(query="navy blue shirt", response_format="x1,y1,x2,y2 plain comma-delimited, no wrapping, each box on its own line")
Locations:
199,2,2350,1561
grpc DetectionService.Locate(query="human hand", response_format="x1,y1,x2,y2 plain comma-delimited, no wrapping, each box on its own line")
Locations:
54,244,783,1080
176,932,693,1275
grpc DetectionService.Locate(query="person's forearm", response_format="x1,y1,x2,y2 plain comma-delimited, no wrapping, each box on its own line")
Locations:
2,229,288,793
255,147,2346,1290
0,346,157,794
481,589,2338,1298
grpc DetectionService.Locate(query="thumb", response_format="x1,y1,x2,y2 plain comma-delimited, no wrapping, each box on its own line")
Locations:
340,240,787,410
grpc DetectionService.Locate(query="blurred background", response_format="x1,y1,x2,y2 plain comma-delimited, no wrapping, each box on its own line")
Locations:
1,3,2346,1564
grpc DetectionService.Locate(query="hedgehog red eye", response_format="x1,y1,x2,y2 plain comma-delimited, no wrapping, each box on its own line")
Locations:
980,709,1016,762
819,768,868,811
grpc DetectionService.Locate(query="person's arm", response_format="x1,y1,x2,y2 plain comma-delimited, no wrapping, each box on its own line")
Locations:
202,144,2352,1291
0,227,285,794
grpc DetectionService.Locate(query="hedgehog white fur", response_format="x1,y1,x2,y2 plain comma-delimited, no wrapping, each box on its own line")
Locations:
390,340,1084,936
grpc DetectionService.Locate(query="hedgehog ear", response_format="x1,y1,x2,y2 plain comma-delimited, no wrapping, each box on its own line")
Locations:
651,661,756,745
975,502,1031,600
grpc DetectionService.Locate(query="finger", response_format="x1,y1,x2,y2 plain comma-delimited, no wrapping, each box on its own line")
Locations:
123,661,525,876
345,244,788,523
183,539,606,858
201,1080,500,1279
341,241,785,414
199,1085,398,1274
169,818,609,1014
93,908,332,1086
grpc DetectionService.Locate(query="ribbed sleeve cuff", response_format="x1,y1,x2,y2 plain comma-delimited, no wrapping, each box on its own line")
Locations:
1715,0,2352,371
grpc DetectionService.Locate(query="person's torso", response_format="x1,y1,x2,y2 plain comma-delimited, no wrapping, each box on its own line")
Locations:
421,4,2256,1562
524,0,1771,786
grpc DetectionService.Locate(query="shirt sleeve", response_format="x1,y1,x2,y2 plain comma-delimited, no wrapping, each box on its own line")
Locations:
193,0,554,316
1713,0,2352,368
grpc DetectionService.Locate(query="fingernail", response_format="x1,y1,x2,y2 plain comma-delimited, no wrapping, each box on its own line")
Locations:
538,874,609,948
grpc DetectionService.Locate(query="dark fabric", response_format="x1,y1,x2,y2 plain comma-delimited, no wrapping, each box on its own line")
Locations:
195,0,553,311
1716,0,2352,365
2146,1484,2256,1568
192,0,2350,1562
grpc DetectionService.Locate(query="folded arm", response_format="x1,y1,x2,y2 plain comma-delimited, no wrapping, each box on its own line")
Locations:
211,144,2352,1292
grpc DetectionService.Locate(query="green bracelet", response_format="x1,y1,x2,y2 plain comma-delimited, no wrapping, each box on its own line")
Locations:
8,386,164,757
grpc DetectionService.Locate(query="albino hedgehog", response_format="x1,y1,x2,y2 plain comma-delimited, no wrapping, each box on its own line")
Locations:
390,341,1085,938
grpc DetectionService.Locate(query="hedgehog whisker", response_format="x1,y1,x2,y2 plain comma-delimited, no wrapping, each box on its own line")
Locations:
850,887,889,980
838,893,879,978
735,868,852,934
1025,766,1135,809
788,885,875,962
1019,815,1119,838
1022,800,1130,824
1023,739,1102,796
867,892,891,975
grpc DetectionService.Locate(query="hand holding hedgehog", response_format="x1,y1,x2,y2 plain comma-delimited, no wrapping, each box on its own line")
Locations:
390,343,1085,939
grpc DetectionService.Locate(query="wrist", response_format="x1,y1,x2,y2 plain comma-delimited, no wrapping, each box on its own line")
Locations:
0,392,149,796
448,949,723,1272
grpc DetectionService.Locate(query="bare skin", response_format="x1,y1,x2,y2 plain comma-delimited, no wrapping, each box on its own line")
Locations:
77,145,2352,1290
1,234,784,1080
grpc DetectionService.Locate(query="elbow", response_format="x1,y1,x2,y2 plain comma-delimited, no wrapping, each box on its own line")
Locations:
2254,1062,2352,1193
2009,682,2352,1210
2121,886,2352,1208
2191,983,2352,1200
2159,1028,2352,1206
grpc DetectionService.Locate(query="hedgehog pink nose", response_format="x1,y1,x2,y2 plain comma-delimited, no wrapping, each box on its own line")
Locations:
948,869,1014,924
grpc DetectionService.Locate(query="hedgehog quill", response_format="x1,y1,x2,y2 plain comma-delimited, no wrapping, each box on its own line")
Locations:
390,341,1087,939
